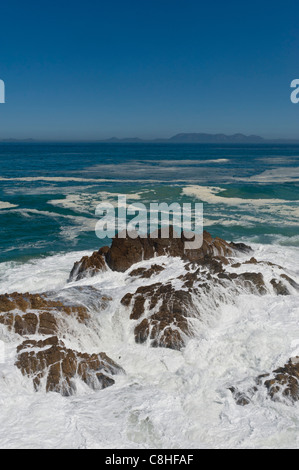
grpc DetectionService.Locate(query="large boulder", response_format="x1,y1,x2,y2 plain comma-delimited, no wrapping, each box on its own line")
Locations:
16,336,123,396
69,229,252,280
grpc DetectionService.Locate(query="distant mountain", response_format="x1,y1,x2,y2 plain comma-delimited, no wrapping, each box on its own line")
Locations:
0,138,36,143
99,133,266,143
1,134,299,144
104,137,145,143
168,133,265,143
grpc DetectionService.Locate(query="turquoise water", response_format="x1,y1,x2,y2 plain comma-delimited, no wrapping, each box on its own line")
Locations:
0,142,299,262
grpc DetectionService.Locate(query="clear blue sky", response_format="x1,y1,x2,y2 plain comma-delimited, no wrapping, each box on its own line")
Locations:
0,0,299,140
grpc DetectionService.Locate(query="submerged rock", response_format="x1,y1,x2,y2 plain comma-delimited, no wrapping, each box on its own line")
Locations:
15,336,123,396
229,387,253,406
270,279,290,296
0,292,90,336
280,274,299,291
121,282,193,350
236,272,267,295
259,358,299,402
232,357,299,406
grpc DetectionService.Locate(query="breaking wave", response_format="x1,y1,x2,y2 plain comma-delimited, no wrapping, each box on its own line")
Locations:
0,243,299,448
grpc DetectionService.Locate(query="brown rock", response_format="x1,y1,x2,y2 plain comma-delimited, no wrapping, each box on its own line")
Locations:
270,279,290,296
0,292,90,336
121,282,192,350
263,358,299,402
236,272,267,295
69,229,252,278
121,255,270,351
244,257,258,265
233,358,299,406
69,249,107,281
281,274,299,291
129,264,164,279
15,336,123,396
229,387,252,406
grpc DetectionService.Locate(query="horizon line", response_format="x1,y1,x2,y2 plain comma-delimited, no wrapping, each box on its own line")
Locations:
2,134,299,144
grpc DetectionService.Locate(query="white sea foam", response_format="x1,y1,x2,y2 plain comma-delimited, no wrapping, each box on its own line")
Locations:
3,184,97,196
0,176,192,184
48,191,144,214
0,251,92,294
0,243,299,448
237,167,299,183
0,176,229,184
86,159,230,173
144,158,230,165
0,177,106,183
0,201,18,209
183,185,299,227
182,185,291,206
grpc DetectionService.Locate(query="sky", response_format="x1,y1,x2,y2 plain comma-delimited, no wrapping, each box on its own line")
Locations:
0,0,299,140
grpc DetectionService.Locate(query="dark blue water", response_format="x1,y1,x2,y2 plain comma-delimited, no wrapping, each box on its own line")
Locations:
0,142,299,262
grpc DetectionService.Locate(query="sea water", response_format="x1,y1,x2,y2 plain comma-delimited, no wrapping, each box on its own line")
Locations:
0,142,299,448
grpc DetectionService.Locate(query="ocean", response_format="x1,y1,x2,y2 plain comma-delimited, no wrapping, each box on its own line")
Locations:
0,142,299,448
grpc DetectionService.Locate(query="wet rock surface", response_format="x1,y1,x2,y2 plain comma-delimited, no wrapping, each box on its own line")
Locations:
16,336,123,396
231,357,299,405
0,291,122,396
69,248,108,281
259,358,299,402
0,292,90,335
120,255,274,350
69,230,298,352
121,282,193,350
69,229,252,278
2,229,299,397
129,264,165,279
270,279,290,296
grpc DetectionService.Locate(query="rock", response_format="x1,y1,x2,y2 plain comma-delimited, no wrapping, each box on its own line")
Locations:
105,227,186,272
231,263,242,268
15,336,123,396
229,241,252,254
270,279,290,296
129,264,164,279
232,357,299,406
121,282,193,350
281,274,299,291
0,291,122,396
0,292,90,336
244,257,258,265
180,259,267,295
69,248,107,281
229,387,252,406
120,255,270,351
262,358,299,402
69,229,252,279
236,272,267,295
